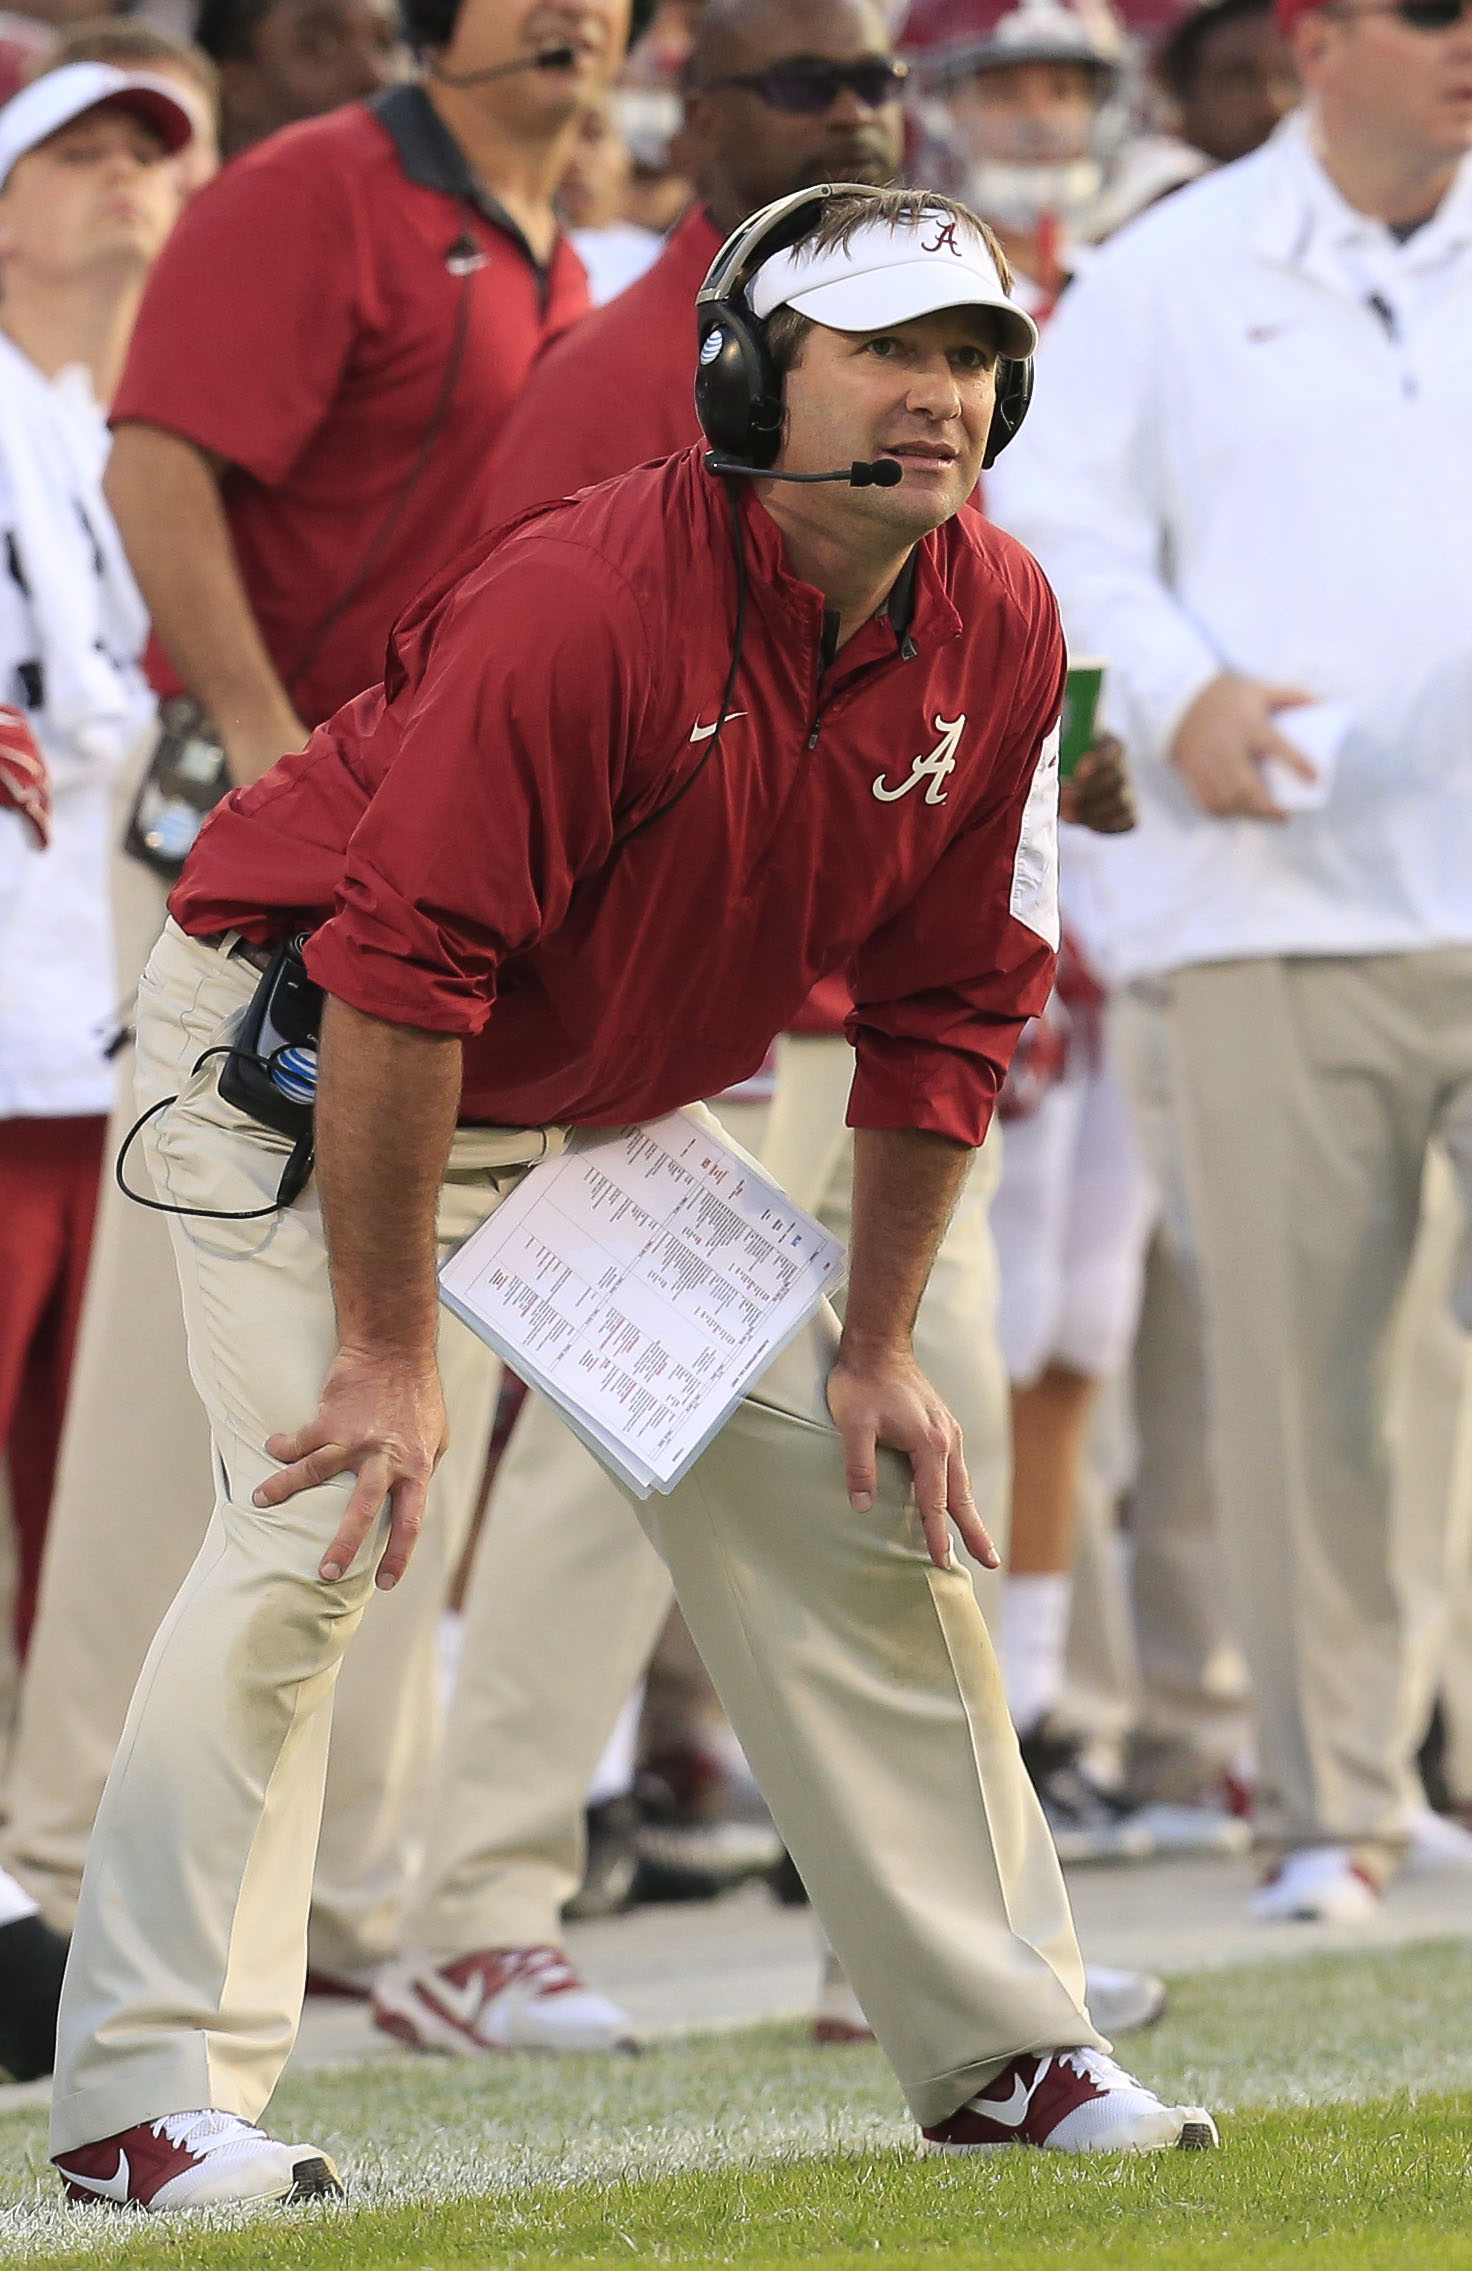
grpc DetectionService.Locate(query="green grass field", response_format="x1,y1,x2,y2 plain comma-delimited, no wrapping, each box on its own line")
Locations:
2,1940,1469,2269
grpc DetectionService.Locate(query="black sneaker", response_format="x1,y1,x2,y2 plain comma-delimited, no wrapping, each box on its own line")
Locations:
1019,1726,1155,1865
563,1797,641,1922
631,1749,783,1904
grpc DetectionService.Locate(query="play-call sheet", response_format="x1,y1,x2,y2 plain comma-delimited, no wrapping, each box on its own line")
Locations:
438,1110,845,1494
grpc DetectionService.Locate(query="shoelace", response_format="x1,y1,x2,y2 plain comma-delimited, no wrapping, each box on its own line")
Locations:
151,2110,265,2157
509,1946,581,1994
1054,2047,1140,2095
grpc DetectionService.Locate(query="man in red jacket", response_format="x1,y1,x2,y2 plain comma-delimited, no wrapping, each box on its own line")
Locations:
52,187,1216,2211
374,0,1021,2064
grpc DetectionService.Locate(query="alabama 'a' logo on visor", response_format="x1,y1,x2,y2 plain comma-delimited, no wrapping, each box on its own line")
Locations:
922,218,962,257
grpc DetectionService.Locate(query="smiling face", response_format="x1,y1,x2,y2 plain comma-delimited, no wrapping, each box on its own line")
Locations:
773,306,1003,537
0,106,183,286
435,0,631,125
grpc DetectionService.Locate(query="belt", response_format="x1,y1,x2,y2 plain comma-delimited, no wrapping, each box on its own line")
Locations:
201,930,274,975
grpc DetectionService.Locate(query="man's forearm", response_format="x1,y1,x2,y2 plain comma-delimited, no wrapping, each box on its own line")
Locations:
315,996,464,1359
841,1126,974,1358
105,423,307,784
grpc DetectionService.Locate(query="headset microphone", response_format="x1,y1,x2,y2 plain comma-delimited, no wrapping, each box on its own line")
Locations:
704,452,903,488
429,43,576,85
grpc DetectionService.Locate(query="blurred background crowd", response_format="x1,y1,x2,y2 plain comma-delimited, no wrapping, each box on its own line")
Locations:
0,0,1469,2083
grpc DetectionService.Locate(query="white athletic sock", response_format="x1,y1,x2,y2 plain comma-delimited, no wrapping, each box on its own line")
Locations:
1000,1572,1073,1737
0,1866,38,1929
586,1686,644,1807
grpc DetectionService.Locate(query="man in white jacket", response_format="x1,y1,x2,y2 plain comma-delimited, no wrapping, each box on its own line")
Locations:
0,64,190,1650
990,0,1472,1921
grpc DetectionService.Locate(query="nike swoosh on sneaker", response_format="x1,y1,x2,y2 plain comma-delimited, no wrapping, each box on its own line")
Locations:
690,713,747,742
419,1972,489,2034
63,2152,130,2202
976,2075,1035,2129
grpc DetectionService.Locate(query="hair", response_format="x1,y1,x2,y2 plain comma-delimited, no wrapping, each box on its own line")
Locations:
36,18,221,111
194,0,278,68
1154,0,1275,99
758,187,1014,374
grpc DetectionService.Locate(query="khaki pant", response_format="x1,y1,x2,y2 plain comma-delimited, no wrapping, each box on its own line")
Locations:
4,741,489,1975
1165,949,1472,1853
53,929,1097,2151
1109,986,1251,1770
401,1033,1010,1957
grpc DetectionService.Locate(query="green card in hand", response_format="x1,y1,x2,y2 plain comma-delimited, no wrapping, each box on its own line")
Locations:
1059,659,1106,781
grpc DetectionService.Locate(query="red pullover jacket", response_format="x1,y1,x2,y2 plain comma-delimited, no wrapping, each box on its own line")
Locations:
172,447,1064,1147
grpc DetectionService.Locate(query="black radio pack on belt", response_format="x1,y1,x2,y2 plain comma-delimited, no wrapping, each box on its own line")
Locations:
116,936,323,1221
217,936,323,1145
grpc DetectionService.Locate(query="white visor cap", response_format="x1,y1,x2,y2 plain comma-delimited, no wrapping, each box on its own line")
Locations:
748,212,1038,360
0,62,195,191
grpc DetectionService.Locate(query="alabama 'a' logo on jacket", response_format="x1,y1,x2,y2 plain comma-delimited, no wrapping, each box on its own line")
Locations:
872,715,966,806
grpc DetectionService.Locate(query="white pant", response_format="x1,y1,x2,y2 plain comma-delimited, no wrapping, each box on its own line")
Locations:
989,1047,1156,1388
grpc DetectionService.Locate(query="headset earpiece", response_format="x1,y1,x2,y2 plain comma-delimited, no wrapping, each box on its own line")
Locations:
695,304,785,466
983,355,1034,470
401,0,458,52
695,185,860,468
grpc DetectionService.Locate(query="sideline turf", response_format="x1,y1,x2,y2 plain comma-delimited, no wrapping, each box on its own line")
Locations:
0,1942,1468,2267
10,2104,1472,2270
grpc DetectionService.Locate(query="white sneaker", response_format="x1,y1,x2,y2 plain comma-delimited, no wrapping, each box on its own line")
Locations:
1403,1804,1472,1875
372,1945,641,2054
1129,1801,1252,1858
922,2048,1217,2152
1250,1845,1381,1923
56,2111,342,2210
1085,1964,1168,2036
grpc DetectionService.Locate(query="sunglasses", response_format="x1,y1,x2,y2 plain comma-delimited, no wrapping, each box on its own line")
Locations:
705,57,910,115
1332,0,1471,24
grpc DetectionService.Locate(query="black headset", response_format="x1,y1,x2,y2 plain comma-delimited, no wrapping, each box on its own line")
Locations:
694,183,1035,475
400,0,457,50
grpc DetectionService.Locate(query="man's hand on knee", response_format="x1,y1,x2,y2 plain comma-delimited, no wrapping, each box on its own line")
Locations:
826,1350,999,1574
253,1346,449,1590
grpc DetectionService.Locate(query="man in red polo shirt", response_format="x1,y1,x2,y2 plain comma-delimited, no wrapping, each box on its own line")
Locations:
105,0,622,779
52,186,1216,2210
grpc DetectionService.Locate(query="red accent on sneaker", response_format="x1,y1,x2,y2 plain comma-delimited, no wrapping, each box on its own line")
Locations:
305,1968,371,2000
400,1945,585,2048
450,1946,581,1998
812,2016,876,2045
921,2055,1105,2149
57,2124,200,2208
